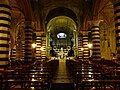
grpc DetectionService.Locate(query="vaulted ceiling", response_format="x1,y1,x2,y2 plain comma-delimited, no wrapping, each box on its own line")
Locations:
9,0,115,34
47,16,77,36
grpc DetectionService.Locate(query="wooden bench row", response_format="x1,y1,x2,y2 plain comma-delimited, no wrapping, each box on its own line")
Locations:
0,59,59,90
77,79,120,90
0,79,44,90
66,59,120,90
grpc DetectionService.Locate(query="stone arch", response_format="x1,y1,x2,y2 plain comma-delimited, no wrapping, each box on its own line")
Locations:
45,7,78,26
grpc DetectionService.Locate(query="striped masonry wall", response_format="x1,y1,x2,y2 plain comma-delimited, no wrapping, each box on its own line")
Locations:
24,26,33,62
12,46,16,60
36,32,42,61
78,34,83,60
91,26,101,60
21,43,25,61
41,36,46,61
0,3,11,68
114,1,120,60
10,46,16,60
82,34,89,60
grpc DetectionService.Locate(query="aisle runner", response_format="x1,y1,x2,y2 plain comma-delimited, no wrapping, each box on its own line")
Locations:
51,83,75,90
53,59,73,83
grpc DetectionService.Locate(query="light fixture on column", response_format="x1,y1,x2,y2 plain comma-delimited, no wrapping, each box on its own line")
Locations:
88,43,92,49
40,46,45,51
32,43,37,61
88,43,93,58
32,43,37,48
81,47,84,51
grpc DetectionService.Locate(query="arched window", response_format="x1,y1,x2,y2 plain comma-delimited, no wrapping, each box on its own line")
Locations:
57,33,67,39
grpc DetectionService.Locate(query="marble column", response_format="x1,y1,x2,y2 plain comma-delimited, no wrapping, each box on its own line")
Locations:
91,21,101,60
83,32,89,60
24,21,33,63
10,46,16,60
36,32,42,61
0,0,11,68
78,33,83,60
114,1,120,60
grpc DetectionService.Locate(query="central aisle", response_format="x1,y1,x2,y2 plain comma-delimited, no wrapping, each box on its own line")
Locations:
52,59,73,83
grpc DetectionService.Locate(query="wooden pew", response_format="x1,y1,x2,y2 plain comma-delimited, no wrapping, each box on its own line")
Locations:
67,59,120,90
0,69,52,90
75,72,105,81
0,59,59,90
79,79,120,90
1,79,44,90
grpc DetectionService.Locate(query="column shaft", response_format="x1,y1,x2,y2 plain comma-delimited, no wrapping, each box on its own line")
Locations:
114,1,120,60
78,34,83,60
21,43,25,61
83,34,89,60
0,3,11,68
36,32,42,61
91,26,101,60
10,46,16,60
24,26,33,62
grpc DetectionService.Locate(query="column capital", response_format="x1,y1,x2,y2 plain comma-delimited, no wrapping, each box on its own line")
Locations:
88,20,103,27
25,21,32,27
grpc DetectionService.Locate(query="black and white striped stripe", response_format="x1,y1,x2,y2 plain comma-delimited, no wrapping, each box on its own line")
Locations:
91,26,101,60
21,43,25,61
78,34,83,60
114,1,120,60
24,27,33,62
0,4,11,68
10,46,16,60
41,36,46,61
83,34,89,60
36,33,42,61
